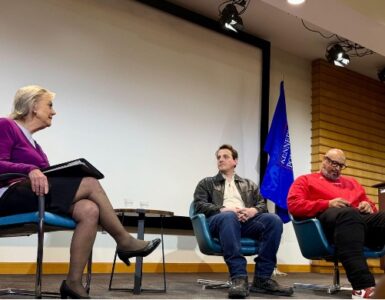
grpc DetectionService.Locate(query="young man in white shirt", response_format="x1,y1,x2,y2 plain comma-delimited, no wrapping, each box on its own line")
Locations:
193,144,293,299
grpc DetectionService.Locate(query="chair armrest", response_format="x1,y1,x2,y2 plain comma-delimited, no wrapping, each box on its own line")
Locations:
190,213,223,255
190,213,212,239
0,173,28,182
292,217,320,225
0,173,46,221
292,217,326,237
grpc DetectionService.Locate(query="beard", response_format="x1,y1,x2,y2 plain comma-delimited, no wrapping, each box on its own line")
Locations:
321,168,340,181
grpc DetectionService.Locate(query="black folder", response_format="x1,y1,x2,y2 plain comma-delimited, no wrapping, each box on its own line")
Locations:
42,158,104,179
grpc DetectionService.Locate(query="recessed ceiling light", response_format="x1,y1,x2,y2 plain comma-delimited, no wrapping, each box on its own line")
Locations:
287,0,306,5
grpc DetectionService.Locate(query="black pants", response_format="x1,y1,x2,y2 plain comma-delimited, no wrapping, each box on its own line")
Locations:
318,207,385,290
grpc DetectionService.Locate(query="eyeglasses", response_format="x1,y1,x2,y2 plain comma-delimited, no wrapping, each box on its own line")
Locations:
324,156,347,170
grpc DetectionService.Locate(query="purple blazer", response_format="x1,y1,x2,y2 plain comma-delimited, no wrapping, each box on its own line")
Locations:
0,118,49,176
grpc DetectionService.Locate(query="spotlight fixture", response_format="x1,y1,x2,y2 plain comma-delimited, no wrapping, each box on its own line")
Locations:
301,20,374,68
218,0,249,33
219,3,243,32
325,44,350,67
378,67,385,83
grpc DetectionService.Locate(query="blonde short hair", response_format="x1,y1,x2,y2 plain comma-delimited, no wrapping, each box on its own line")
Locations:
10,85,55,120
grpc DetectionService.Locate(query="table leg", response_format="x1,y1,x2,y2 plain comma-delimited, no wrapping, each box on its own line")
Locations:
133,212,145,295
109,209,168,293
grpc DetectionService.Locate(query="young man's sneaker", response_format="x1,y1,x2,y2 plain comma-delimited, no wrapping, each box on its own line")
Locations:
228,276,249,299
352,286,375,299
250,277,293,296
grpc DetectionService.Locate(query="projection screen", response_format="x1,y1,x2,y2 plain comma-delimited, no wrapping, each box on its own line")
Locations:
0,0,266,216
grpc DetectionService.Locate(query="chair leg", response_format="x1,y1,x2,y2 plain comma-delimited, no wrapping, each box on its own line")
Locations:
0,194,82,298
108,213,123,291
108,248,118,290
34,196,60,298
293,260,352,294
197,279,231,289
329,260,341,293
35,195,45,298
0,196,57,298
0,226,58,298
328,260,351,294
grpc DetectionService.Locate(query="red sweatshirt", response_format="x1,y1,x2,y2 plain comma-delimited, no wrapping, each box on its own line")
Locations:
287,172,377,218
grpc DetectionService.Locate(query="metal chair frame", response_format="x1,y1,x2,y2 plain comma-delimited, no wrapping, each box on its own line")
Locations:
189,202,259,289
0,173,92,298
291,215,385,294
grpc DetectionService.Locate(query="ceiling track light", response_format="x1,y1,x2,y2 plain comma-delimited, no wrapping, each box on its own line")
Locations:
378,67,385,83
302,20,375,72
326,44,350,67
218,0,249,33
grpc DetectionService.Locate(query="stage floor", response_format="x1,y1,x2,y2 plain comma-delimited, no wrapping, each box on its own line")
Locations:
0,272,382,298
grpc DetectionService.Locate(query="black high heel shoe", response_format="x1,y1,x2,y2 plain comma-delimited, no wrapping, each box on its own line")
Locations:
60,280,90,299
117,238,161,266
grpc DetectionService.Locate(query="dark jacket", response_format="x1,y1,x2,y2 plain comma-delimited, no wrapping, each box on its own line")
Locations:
193,172,267,217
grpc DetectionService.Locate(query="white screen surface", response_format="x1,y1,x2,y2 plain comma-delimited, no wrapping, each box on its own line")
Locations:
0,0,263,216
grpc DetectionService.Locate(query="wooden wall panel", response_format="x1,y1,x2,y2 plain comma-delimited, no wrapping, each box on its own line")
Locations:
312,60,385,205
311,59,385,272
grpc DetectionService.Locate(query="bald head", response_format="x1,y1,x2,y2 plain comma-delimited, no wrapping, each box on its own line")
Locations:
325,149,346,162
321,148,346,181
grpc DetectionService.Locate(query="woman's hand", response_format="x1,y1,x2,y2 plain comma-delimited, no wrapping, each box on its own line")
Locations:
28,169,49,196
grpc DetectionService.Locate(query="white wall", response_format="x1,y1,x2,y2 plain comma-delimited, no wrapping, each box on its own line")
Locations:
0,0,312,266
0,0,263,263
0,0,262,216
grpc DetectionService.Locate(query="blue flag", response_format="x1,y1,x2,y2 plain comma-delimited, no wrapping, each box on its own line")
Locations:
260,81,293,223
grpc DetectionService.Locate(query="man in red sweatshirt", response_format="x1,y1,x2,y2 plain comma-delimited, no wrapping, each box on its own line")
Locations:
287,148,385,299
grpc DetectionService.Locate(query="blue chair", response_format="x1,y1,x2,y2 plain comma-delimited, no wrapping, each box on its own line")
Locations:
189,202,259,288
0,173,92,298
291,215,385,294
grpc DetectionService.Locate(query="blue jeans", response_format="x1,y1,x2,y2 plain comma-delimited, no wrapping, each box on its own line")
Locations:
207,211,283,279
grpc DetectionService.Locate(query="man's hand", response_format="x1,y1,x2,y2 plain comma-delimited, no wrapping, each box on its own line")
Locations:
28,169,49,196
220,207,258,222
358,201,373,214
220,207,239,213
237,207,258,223
220,207,245,221
328,197,350,208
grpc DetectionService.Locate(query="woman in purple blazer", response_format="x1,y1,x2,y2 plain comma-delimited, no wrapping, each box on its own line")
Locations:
0,85,160,298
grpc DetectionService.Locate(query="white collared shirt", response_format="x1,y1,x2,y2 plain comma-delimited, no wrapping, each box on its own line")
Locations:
223,174,244,209
15,122,36,148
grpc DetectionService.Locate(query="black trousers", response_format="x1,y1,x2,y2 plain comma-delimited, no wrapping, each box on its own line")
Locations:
318,207,385,290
